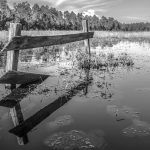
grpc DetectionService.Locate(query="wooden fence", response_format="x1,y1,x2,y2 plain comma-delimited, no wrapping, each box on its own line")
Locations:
0,20,94,145
0,20,94,86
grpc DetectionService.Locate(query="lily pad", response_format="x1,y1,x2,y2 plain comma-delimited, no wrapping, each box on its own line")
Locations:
44,130,107,150
122,119,150,137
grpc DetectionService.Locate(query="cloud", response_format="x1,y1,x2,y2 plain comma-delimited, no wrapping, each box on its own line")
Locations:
7,0,122,15
55,0,122,13
83,9,96,16
55,0,67,6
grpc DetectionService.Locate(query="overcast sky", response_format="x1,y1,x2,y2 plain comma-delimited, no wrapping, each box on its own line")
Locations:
7,0,150,23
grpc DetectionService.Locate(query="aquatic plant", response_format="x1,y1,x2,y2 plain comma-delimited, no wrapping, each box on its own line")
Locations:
123,119,150,137
44,130,107,150
76,50,134,70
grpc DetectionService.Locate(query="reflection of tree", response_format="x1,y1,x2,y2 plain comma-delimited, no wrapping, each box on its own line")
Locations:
96,78,113,100
91,38,121,49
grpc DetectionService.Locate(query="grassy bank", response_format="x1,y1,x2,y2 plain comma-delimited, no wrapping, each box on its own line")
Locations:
94,31,150,38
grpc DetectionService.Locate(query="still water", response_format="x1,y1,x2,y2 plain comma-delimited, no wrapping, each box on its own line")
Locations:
0,39,150,150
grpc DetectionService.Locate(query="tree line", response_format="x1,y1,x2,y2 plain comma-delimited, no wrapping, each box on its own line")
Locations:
0,1,150,31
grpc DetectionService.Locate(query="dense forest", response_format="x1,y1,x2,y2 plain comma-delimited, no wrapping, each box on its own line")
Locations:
0,1,150,31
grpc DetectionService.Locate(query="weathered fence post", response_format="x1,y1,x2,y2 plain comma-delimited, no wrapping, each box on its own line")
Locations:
5,23,21,72
5,23,21,89
82,20,91,55
82,20,91,83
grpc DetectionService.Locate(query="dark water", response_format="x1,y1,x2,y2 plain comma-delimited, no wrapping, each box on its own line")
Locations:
0,39,150,150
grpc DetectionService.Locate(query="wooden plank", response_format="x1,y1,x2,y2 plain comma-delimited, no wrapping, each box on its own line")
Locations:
5,23,21,89
2,32,94,52
0,76,49,108
9,78,92,137
0,70,49,85
10,103,29,145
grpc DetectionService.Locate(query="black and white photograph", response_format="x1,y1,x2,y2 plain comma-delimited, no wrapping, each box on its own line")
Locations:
0,0,150,149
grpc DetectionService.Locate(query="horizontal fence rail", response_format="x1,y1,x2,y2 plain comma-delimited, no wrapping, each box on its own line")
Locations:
2,32,94,52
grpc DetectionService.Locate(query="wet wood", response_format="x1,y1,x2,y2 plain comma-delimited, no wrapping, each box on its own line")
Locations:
0,70,49,85
0,77,49,108
10,103,29,145
2,32,94,52
9,78,92,137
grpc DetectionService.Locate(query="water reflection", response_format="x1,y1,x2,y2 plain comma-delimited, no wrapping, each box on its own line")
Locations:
47,115,74,131
1,39,150,149
9,74,92,137
0,76,49,145
123,119,150,137
10,102,29,145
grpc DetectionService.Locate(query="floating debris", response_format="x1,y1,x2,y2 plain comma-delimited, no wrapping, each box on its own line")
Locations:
106,105,140,121
47,115,74,131
44,130,107,150
122,119,150,137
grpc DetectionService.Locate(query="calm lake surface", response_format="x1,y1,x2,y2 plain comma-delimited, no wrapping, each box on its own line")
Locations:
0,38,150,150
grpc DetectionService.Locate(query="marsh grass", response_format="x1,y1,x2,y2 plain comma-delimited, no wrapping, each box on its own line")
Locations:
94,31,150,39
76,50,134,70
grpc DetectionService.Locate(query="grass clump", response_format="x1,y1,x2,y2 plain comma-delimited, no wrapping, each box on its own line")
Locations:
76,50,134,70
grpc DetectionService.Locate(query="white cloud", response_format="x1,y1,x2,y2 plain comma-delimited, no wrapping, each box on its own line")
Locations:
7,0,122,14
55,0,67,6
83,9,96,17
48,0,122,13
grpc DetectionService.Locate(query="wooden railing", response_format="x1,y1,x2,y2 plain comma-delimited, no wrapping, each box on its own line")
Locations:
0,20,94,86
1,20,94,74
0,20,94,145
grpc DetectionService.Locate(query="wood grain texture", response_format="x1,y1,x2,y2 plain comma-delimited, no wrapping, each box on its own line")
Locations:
0,70,49,85
2,32,94,51
5,23,21,71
